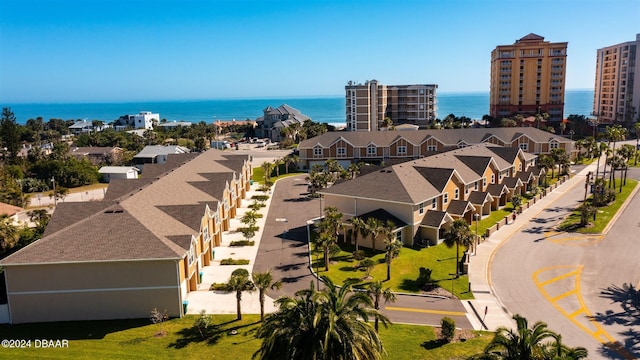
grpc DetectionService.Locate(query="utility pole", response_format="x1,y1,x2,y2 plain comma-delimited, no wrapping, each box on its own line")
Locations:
51,176,57,206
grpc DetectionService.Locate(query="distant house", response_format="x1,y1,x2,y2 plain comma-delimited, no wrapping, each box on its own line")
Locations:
69,147,123,165
68,120,109,135
157,121,192,130
255,104,311,142
68,120,94,134
132,145,191,170
0,202,23,226
98,166,140,182
114,111,159,130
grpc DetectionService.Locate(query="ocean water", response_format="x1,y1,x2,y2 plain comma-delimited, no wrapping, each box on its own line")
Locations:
5,90,594,127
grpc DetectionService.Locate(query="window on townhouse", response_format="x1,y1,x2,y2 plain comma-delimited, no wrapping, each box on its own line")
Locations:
337,147,346,157
367,145,376,155
419,202,425,214
519,143,528,151
519,163,523,171
444,193,449,204
483,178,487,188
491,174,495,184
397,145,407,155
550,142,559,149
465,185,470,194
454,188,459,200
395,231,402,242
474,182,478,191
313,147,323,157
432,198,437,209
427,145,437,151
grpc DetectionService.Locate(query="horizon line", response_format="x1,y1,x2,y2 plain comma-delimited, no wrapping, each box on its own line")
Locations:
1,88,594,105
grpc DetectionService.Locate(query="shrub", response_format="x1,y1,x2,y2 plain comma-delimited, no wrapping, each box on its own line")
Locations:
416,267,435,289
209,283,230,291
440,317,456,343
194,310,214,340
229,240,255,247
220,258,250,265
252,195,269,201
352,250,366,261
231,268,250,278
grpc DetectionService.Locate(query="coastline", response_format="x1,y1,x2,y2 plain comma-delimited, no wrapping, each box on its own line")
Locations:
4,90,594,126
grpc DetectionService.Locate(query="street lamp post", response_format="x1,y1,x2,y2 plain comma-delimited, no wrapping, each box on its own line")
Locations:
51,176,57,206
474,213,480,255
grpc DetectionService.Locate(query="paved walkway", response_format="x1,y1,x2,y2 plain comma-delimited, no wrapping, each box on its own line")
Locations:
185,184,278,315
468,161,599,331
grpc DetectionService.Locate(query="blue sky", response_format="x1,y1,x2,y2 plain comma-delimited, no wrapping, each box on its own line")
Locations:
0,0,638,103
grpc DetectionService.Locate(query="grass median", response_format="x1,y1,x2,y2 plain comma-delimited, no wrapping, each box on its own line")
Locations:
558,178,638,234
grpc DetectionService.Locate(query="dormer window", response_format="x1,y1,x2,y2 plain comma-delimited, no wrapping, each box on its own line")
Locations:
367,145,377,155
313,147,323,157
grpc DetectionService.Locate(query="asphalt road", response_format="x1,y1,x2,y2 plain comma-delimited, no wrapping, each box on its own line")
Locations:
252,175,472,328
491,167,640,359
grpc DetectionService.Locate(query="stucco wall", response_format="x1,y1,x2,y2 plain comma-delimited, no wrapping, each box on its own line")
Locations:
4,260,181,323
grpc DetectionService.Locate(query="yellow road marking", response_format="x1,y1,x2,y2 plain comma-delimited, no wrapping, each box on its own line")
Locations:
533,266,622,349
552,289,578,302
568,308,585,318
385,306,466,317
539,269,580,286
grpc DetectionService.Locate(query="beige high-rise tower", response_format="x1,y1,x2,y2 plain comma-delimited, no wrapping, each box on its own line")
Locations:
490,34,568,123
593,34,640,125
345,80,437,131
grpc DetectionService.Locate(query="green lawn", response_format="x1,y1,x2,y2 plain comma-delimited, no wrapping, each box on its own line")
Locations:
0,315,491,360
475,206,515,237
313,242,473,300
558,179,638,234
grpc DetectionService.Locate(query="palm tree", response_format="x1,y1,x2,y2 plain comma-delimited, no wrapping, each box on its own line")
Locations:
273,159,283,178
323,206,343,243
314,231,334,271
536,155,553,186
261,161,274,186
541,334,589,360
284,154,299,174
550,148,570,177
253,277,389,360
366,217,384,251
226,271,254,320
252,270,282,321
350,216,366,251
442,219,474,278
474,314,559,360
382,221,402,281
366,281,397,332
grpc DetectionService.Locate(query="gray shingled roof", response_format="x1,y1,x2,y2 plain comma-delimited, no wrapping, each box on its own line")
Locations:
298,127,570,150
486,184,509,197
501,177,523,189
1,149,250,265
354,209,407,229
420,211,451,228
413,167,455,192
467,191,493,205
446,200,474,216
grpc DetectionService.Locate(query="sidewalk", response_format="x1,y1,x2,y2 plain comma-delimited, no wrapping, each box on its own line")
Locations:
467,161,598,331
185,182,278,315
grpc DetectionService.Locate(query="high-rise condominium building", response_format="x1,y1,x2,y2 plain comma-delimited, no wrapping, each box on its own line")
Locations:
490,34,568,122
593,34,640,125
345,79,437,131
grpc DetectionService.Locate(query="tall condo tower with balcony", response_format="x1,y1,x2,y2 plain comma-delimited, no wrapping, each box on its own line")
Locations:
593,34,640,126
490,34,568,122
345,79,437,131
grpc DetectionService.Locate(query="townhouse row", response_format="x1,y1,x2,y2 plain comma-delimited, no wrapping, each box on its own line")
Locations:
319,143,543,249
298,127,574,170
0,150,253,324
